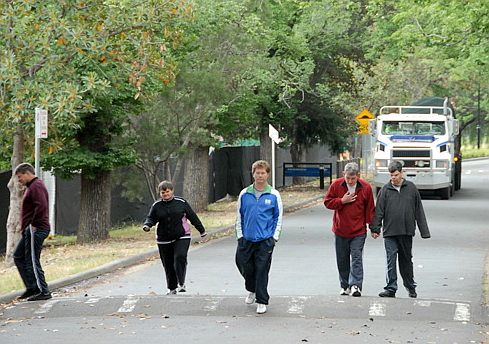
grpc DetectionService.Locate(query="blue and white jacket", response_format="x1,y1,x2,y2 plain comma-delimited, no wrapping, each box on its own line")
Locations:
235,184,283,242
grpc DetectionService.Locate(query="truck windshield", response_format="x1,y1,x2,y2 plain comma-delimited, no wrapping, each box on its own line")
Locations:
382,121,446,135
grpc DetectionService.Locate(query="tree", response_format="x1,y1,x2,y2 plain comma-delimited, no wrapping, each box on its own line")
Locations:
1,1,192,253
122,0,273,209
363,0,489,141
222,0,372,172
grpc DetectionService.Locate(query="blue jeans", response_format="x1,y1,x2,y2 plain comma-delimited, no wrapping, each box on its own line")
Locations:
383,236,417,292
235,237,275,305
335,233,366,290
13,226,50,294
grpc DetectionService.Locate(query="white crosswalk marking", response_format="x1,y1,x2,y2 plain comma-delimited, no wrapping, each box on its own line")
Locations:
368,302,386,317
85,298,101,304
117,295,138,313
203,297,221,311
453,303,470,322
287,296,310,314
415,300,431,307
34,300,59,314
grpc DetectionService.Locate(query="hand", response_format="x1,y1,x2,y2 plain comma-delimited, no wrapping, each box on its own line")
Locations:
341,191,357,204
371,232,380,239
142,226,150,232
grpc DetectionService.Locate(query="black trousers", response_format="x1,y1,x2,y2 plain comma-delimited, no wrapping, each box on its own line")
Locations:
13,226,50,294
235,237,275,305
157,238,191,291
383,235,416,292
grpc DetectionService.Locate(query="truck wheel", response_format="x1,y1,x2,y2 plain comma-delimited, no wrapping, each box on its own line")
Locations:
438,187,450,200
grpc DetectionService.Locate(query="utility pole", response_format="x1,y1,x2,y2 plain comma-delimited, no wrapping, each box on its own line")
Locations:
477,81,481,149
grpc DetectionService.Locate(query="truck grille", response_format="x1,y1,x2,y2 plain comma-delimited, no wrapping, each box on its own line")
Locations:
392,150,430,158
402,160,431,168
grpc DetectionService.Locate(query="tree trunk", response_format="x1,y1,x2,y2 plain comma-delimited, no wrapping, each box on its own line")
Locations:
290,142,306,185
183,146,209,212
77,170,111,243
5,126,25,264
259,128,272,164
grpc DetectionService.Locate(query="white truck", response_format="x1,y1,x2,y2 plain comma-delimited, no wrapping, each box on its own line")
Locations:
370,97,461,199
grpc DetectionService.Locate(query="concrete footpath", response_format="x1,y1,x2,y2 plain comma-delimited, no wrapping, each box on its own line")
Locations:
0,195,324,304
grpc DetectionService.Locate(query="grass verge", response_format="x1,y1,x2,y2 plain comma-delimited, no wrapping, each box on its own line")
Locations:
461,147,489,159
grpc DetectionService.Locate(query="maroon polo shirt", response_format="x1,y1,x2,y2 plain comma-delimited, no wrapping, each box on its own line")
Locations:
21,177,50,231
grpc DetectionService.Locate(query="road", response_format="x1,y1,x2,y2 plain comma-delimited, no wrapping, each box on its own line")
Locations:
1,159,488,343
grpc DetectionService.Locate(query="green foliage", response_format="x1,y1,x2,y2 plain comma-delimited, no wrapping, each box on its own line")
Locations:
363,0,489,132
0,0,191,175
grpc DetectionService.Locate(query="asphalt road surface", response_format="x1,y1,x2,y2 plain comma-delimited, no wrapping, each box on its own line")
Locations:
1,159,488,343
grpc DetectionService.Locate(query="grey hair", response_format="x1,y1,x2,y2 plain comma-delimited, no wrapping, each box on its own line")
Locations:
388,160,403,173
343,162,359,175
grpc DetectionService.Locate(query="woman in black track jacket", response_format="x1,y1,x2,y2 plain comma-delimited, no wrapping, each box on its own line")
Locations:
143,180,206,294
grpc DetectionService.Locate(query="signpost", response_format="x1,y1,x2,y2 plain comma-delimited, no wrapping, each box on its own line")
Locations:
35,108,48,177
268,124,281,188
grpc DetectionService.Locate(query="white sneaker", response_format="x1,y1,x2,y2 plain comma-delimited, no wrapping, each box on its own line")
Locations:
350,285,361,297
340,287,350,295
178,284,186,292
256,303,267,314
245,292,256,304
166,289,177,295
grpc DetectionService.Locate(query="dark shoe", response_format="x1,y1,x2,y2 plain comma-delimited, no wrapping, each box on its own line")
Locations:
408,289,417,298
17,288,40,300
378,290,396,298
27,292,52,301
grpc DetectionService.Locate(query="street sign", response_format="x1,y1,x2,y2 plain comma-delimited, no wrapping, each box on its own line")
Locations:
356,109,374,134
355,109,374,125
35,108,48,138
268,124,281,144
358,124,369,134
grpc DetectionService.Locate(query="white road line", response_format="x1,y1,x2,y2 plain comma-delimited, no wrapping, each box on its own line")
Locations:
287,296,309,314
85,298,101,304
203,297,221,311
453,303,470,322
34,300,59,314
369,302,386,317
117,295,138,313
414,300,431,307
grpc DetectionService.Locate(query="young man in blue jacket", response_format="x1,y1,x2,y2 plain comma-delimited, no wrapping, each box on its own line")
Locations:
235,160,283,314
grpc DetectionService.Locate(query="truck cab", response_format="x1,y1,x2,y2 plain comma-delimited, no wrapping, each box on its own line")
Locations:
371,104,459,199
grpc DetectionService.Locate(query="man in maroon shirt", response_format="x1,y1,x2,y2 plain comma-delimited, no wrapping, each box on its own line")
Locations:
324,162,375,297
13,163,52,301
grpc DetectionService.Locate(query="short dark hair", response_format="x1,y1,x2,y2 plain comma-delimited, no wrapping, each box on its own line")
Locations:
158,180,174,192
14,163,35,175
388,160,403,173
